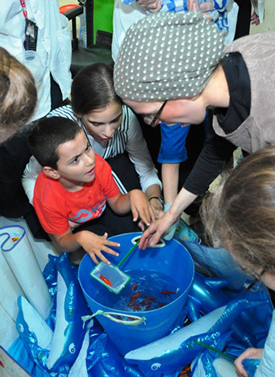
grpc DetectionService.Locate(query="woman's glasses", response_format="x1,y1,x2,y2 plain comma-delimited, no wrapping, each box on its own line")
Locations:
143,100,168,127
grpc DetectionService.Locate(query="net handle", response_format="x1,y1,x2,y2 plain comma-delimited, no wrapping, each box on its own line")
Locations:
117,236,141,268
83,310,146,326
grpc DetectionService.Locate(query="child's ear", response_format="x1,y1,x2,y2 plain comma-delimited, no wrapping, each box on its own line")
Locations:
43,166,60,180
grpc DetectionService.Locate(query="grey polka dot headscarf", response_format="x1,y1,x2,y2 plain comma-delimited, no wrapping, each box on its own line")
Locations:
114,12,225,102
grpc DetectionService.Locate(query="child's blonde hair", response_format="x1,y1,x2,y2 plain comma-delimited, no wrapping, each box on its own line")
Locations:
0,47,37,142
201,146,275,274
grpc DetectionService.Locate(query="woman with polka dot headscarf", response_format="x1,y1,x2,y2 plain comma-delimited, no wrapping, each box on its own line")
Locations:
114,11,275,249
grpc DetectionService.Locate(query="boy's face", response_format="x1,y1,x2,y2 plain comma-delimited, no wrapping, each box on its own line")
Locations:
54,130,96,188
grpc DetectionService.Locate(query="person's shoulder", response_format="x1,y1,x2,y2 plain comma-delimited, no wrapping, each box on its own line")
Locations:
47,104,76,121
226,30,275,53
121,104,140,131
122,104,135,119
95,154,112,175
35,171,48,186
95,154,110,169
34,172,60,200
95,153,104,163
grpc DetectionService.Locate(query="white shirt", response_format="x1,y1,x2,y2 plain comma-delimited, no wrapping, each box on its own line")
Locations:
0,0,72,120
112,0,147,61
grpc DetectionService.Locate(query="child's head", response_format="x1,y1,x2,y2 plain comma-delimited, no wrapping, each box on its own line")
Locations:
29,117,95,186
201,147,275,290
29,117,81,169
71,62,121,115
0,47,37,143
71,63,123,143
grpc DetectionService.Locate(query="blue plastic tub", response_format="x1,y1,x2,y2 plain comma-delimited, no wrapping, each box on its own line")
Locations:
78,232,194,355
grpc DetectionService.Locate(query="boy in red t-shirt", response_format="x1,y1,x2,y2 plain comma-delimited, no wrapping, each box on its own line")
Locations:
29,117,155,264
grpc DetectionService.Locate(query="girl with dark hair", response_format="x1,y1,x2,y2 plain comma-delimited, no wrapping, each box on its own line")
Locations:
22,63,163,218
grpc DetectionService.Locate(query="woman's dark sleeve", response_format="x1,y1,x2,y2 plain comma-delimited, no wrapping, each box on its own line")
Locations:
184,128,237,196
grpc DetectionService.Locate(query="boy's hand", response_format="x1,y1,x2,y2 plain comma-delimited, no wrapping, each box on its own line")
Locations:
79,231,120,265
129,189,156,226
139,209,177,249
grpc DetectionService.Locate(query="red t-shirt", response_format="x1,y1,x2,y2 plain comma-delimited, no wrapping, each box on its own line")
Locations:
33,154,120,235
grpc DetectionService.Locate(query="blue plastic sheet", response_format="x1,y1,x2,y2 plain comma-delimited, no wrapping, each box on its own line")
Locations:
7,252,273,376
243,359,261,377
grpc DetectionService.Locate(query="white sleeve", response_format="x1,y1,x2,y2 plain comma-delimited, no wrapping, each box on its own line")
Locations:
22,156,43,205
112,0,146,61
251,0,265,23
255,310,275,377
124,107,162,192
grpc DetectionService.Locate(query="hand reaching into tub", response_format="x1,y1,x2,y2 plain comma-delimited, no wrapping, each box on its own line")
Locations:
234,348,263,377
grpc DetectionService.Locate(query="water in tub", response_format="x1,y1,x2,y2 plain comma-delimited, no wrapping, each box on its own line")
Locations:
94,269,180,313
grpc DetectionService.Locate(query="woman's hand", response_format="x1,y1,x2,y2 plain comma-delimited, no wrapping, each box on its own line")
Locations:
198,0,214,21
139,210,178,249
198,0,214,12
148,197,164,219
251,11,260,25
234,348,263,377
187,0,198,12
137,0,162,13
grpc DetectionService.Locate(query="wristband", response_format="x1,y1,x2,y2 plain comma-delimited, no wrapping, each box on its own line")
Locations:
149,196,164,208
